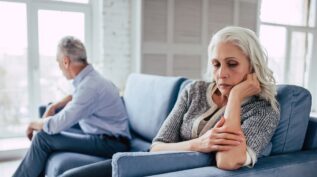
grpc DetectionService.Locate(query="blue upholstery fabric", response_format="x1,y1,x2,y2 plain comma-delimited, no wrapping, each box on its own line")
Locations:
147,150,317,177
112,151,214,177
271,85,312,154
124,73,186,142
45,152,107,177
303,116,317,150
129,132,151,152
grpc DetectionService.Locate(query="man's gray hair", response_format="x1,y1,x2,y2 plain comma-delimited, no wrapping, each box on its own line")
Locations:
57,36,87,64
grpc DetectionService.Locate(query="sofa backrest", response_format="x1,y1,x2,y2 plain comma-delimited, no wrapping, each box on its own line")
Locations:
123,73,186,151
271,85,312,155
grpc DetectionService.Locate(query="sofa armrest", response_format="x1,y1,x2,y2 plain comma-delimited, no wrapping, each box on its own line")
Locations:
146,150,317,177
112,151,214,177
303,116,317,150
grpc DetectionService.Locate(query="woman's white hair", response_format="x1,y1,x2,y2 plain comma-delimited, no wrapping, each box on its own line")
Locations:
205,26,279,112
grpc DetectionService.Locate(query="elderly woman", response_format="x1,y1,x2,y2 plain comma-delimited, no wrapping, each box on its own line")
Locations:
59,26,280,177
151,26,280,170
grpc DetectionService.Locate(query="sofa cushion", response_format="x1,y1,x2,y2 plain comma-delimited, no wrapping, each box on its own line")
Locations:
45,152,107,177
271,85,312,155
124,73,186,142
129,132,152,152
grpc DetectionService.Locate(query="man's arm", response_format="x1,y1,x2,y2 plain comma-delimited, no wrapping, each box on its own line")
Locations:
43,95,72,118
43,86,97,134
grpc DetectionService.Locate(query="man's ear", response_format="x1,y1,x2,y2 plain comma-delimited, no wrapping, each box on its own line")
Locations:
63,56,71,68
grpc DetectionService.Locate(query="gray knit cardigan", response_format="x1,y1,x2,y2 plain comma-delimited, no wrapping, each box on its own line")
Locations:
152,81,280,165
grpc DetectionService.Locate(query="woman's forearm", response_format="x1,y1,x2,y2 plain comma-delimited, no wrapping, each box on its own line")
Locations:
150,139,198,152
216,94,247,170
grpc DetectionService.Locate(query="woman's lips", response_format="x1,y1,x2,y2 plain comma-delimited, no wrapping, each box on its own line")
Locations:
218,84,231,89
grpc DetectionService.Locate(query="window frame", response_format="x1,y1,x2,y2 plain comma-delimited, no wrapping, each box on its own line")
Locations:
0,0,97,119
259,0,317,112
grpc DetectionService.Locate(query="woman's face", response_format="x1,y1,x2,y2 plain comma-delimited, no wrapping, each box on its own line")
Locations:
211,42,251,96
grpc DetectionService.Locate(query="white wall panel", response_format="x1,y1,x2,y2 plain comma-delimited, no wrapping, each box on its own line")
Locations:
174,0,202,43
142,54,167,76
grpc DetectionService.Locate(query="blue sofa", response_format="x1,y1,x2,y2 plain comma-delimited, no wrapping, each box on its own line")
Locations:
42,73,317,177
41,73,186,176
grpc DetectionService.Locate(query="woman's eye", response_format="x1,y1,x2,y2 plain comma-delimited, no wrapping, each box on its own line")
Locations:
212,63,220,68
228,62,238,67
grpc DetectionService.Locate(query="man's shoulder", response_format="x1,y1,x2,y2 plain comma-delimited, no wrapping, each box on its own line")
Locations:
78,71,112,91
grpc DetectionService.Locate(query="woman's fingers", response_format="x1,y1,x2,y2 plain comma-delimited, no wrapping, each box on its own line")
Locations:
214,126,244,136
209,128,245,145
210,144,236,152
212,138,241,146
199,128,246,152
215,117,225,128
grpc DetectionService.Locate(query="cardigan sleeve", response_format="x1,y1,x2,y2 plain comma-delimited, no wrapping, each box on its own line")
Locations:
241,98,280,162
152,84,190,144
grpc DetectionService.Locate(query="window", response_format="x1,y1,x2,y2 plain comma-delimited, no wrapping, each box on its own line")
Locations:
38,10,85,104
0,0,94,138
259,0,317,112
50,0,89,3
0,2,28,138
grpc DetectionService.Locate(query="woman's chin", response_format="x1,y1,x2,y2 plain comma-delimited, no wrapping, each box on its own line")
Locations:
218,88,231,97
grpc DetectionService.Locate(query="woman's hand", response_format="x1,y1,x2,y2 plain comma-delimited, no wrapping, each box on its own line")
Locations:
230,73,261,102
191,117,245,153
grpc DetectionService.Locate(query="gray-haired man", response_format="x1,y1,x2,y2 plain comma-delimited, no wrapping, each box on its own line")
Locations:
13,36,131,177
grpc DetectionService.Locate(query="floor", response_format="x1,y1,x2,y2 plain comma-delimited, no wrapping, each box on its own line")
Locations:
0,137,29,177
0,159,20,177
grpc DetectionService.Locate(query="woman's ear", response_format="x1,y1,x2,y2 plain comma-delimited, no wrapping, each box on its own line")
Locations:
249,65,254,73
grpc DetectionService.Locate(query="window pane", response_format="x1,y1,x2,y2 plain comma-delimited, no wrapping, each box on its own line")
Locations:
49,0,89,4
289,32,312,86
259,25,286,83
0,2,28,138
38,10,85,104
260,0,313,27
309,0,316,27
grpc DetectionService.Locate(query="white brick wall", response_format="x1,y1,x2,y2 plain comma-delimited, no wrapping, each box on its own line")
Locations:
96,0,131,91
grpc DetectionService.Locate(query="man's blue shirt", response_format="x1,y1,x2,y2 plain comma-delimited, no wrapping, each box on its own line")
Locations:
43,65,131,139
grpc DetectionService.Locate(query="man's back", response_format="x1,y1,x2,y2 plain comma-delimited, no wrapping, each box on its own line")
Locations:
44,65,130,139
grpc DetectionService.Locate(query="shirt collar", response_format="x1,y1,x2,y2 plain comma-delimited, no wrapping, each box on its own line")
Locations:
72,64,94,88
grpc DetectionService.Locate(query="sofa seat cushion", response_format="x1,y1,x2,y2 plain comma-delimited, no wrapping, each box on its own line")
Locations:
129,134,152,152
45,152,108,177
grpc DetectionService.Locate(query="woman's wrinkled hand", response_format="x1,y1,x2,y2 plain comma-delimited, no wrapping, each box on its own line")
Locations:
231,73,261,101
192,117,245,153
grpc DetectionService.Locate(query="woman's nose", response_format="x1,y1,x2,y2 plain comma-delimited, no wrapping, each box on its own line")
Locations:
218,66,229,79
